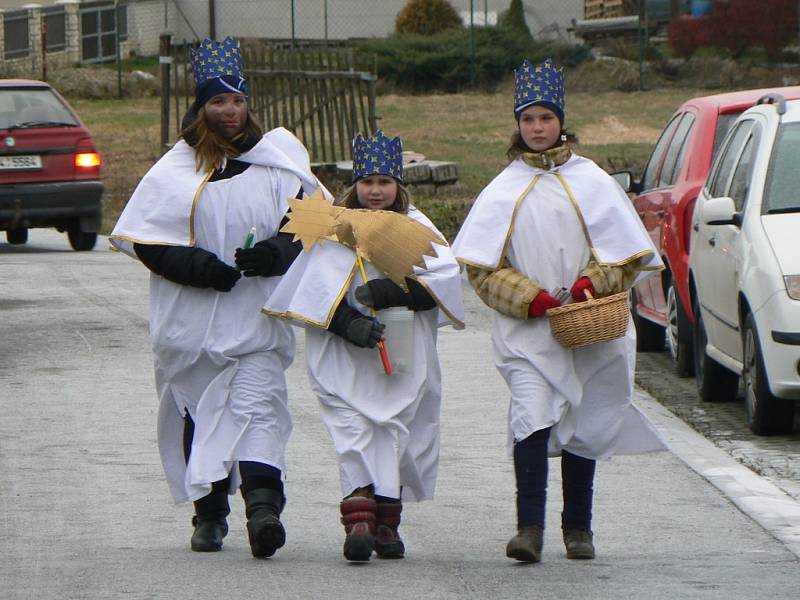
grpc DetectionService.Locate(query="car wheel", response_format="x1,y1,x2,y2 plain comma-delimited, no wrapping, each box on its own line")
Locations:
6,228,28,244
666,280,695,377
67,226,97,251
692,295,738,402
742,313,794,435
631,288,665,352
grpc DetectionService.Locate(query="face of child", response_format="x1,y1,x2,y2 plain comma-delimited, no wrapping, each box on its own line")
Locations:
518,105,561,153
204,92,248,139
356,175,398,210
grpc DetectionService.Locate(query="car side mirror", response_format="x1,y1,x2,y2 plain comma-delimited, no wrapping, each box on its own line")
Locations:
702,196,741,227
612,171,637,193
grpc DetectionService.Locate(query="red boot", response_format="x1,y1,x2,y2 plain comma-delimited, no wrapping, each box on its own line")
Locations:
374,501,405,558
339,495,376,562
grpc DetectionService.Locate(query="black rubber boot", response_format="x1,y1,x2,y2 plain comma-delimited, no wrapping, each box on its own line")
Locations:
190,488,230,552
241,487,286,558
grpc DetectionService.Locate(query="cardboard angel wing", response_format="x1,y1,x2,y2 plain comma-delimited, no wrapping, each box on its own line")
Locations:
280,189,446,290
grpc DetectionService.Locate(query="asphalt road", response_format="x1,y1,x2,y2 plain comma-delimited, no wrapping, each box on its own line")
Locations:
1,229,799,600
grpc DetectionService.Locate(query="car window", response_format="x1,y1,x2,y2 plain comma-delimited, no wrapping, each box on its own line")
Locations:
763,122,800,214
712,112,743,160
659,112,696,187
0,88,78,129
641,114,681,191
707,120,754,199
728,133,756,212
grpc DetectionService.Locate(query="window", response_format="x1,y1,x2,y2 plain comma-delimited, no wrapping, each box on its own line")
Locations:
763,123,800,214
3,10,29,59
659,112,696,187
707,121,753,199
80,1,128,63
712,112,743,160
641,115,681,191
44,7,67,52
728,135,755,212
0,87,78,130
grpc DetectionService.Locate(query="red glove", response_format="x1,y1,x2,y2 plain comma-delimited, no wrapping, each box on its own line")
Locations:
570,277,595,302
529,290,562,318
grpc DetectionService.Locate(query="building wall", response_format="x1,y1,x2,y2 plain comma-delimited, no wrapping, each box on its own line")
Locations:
127,0,176,55
174,0,581,45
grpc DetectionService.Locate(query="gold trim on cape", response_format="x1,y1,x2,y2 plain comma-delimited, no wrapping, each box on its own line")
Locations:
554,172,658,270
261,262,358,329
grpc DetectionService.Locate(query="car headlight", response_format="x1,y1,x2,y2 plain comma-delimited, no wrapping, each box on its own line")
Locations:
785,275,800,300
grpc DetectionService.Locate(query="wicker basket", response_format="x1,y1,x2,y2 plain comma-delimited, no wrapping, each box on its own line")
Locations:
546,290,630,349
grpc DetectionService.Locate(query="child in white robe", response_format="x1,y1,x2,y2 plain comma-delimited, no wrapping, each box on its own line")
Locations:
452,59,666,563
110,37,323,558
263,130,465,562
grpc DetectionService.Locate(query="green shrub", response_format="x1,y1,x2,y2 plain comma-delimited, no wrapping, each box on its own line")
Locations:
395,0,463,36
358,30,584,93
498,0,532,43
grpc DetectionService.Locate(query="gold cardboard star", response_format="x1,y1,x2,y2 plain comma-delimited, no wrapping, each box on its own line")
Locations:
280,188,343,250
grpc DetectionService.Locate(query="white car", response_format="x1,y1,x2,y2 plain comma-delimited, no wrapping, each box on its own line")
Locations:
689,93,800,435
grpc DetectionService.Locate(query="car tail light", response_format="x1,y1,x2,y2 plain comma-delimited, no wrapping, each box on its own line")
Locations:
74,138,101,169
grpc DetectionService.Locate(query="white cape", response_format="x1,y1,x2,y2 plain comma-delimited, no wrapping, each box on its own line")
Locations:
453,155,663,280
264,206,465,500
110,128,322,255
110,129,326,503
453,154,666,459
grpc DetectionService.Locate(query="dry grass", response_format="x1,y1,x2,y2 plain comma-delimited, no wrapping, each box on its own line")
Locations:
71,87,716,236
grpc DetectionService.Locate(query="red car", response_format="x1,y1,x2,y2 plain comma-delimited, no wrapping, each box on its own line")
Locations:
615,86,800,376
0,79,103,251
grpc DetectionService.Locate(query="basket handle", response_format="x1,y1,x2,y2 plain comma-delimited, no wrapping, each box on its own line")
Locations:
583,289,594,301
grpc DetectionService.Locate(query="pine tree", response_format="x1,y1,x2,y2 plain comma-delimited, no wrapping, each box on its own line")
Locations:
499,0,532,42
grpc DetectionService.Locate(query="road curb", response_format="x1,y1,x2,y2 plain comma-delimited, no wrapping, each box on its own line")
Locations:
636,386,800,559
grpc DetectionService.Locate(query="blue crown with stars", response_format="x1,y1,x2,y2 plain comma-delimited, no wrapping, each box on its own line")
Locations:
190,36,249,106
352,130,403,183
514,58,565,123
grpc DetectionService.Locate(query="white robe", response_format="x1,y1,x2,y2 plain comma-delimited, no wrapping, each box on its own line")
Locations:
110,129,323,503
264,206,465,501
453,154,666,459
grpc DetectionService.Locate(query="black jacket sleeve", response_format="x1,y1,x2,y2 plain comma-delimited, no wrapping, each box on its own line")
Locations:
134,243,219,289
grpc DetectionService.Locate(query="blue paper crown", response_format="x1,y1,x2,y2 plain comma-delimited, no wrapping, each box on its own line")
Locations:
190,36,249,105
514,58,565,122
352,130,403,183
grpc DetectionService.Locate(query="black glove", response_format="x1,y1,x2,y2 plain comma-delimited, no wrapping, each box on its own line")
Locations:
346,316,385,348
328,301,385,348
206,260,241,292
355,277,437,311
235,241,274,277
355,278,408,310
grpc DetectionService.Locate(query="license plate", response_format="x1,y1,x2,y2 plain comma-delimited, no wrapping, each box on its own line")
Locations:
0,155,42,170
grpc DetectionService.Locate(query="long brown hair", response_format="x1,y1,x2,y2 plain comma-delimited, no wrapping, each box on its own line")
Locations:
181,106,264,173
506,129,578,162
337,180,411,214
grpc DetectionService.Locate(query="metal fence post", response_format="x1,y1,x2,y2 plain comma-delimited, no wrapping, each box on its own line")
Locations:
159,33,172,154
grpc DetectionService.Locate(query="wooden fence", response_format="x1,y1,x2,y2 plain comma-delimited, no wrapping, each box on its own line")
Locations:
160,35,377,164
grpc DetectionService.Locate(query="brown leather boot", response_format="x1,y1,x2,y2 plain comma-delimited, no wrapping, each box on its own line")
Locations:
374,501,405,559
563,529,595,559
506,525,544,562
340,493,376,562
